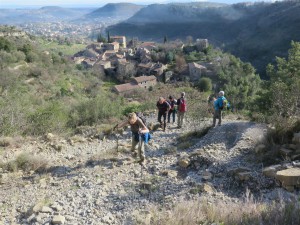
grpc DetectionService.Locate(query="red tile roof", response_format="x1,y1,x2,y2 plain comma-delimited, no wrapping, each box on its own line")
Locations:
113,83,139,93
132,75,156,83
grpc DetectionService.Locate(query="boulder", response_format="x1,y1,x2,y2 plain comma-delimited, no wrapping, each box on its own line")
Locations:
52,215,65,224
255,144,266,154
292,132,300,144
263,165,282,178
276,168,300,187
178,158,190,168
279,147,293,156
228,167,251,176
236,172,252,181
199,183,215,194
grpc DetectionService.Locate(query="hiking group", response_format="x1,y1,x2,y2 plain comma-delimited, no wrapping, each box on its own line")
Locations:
114,92,187,165
114,90,228,166
156,92,187,131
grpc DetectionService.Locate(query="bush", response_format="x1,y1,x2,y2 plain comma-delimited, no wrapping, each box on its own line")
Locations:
25,102,69,135
68,94,123,128
197,77,212,92
1,152,48,172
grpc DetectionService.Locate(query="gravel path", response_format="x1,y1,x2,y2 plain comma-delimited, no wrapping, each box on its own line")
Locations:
0,117,298,224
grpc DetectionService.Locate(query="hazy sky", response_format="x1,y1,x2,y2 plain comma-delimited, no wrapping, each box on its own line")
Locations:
0,0,267,8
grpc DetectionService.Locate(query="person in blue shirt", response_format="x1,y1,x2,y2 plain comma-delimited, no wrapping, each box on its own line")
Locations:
115,112,149,165
212,91,226,127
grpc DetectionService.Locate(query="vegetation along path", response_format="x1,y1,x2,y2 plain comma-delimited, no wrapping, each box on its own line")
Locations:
0,117,299,224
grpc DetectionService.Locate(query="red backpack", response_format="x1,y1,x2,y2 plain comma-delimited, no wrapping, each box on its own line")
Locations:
178,98,187,112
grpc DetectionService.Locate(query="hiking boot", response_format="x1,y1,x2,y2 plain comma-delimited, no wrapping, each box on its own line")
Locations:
131,152,137,158
138,158,146,165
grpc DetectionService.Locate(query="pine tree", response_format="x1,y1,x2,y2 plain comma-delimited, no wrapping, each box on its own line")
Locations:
164,35,168,44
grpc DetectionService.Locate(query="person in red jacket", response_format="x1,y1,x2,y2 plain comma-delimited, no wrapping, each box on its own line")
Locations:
177,92,187,128
156,97,170,132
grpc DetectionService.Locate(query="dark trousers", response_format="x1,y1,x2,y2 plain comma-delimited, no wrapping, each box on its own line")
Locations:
158,111,167,130
168,110,176,123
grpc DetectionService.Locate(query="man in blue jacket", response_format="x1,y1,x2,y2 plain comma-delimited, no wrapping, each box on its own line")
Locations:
212,91,226,127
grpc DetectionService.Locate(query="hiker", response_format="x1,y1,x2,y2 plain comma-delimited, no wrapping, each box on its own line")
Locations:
177,92,187,128
115,112,150,164
167,95,177,124
212,91,227,127
156,96,171,131
210,97,217,114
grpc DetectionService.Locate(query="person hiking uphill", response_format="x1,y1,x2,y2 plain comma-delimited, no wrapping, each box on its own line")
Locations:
177,92,187,128
212,91,227,127
156,97,171,132
115,112,150,165
167,95,177,124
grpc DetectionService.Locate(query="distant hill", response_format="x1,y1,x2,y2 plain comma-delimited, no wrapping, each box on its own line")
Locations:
82,3,145,22
108,1,300,77
0,6,94,24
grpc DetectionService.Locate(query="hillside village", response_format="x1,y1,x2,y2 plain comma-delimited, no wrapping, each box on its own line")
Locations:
72,36,211,94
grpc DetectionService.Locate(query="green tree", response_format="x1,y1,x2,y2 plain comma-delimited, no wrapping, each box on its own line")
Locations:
197,77,212,92
164,35,168,44
97,34,107,43
107,31,111,43
0,37,14,52
264,41,300,118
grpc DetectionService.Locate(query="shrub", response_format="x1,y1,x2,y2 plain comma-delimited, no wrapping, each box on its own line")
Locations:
25,102,69,135
197,77,212,92
68,94,123,128
1,152,48,172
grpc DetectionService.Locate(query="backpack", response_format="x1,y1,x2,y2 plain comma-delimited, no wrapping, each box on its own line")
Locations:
219,98,229,110
178,98,187,112
135,112,147,127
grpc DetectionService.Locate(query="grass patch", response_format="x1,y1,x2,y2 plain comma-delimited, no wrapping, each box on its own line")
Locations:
0,152,48,173
177,127,211,150
147,194,300,225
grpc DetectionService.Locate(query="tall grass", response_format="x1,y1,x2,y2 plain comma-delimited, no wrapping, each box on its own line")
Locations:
148,194,300,225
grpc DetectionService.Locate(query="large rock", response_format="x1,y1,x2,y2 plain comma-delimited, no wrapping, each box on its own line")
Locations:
292,132,300,144
263,165,282,178
52,215,65,224
280,147,293,157
178,158,190,168
255,144,266,154
276,168,300,188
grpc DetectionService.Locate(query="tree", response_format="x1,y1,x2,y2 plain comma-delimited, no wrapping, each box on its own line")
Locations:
165,51,174,63
97,34,107,43
164,35,168,44
0,37,14,52
263,41,300,118
175,55,187,73
107,31,111,43
197,77,212,92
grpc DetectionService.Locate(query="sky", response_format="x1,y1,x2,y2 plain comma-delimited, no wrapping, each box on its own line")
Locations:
0,0,269,8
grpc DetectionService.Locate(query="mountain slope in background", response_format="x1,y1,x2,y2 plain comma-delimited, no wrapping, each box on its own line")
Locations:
0,6,94,24
81,3,145,22
108,1,300,77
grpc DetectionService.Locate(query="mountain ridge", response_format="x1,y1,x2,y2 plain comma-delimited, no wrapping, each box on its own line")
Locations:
108,1,300,76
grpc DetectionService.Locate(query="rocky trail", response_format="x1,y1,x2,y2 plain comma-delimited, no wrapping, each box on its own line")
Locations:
0,116,300,225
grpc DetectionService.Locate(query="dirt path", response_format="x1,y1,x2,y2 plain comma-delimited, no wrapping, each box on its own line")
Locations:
0,119,297,224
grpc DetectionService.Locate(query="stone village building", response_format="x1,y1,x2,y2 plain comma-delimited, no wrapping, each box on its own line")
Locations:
112,75,157,94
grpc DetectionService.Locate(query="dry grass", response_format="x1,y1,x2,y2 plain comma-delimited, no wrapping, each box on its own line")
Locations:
146,192,300,225
0,152,48,173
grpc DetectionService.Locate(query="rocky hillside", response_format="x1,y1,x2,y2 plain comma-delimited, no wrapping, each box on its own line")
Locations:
1,116,300,224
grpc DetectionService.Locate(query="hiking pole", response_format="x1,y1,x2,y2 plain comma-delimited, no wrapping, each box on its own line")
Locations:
113,124,120,153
